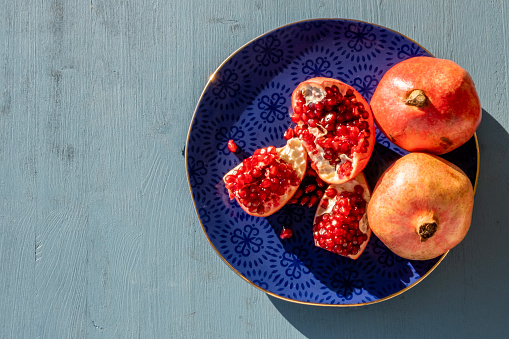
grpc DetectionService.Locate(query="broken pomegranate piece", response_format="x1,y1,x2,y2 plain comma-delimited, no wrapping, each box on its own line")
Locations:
313,173,371,259
223,138,307,217
291,77,375,184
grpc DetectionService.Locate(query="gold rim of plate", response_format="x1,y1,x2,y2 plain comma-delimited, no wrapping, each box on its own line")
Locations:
185,18,481,307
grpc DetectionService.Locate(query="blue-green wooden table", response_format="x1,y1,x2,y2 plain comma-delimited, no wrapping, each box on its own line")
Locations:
1,0,508,338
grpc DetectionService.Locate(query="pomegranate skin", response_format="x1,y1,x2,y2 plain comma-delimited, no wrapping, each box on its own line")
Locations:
370,56,481,155
367,153,474,260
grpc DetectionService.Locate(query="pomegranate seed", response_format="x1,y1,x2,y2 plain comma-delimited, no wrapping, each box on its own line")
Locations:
325,187,337,198
323,113,335,124
336,124,347,135
354,185,364,195
320,199,329,208
284,127,295,140
252,168,262,178
307,195,319,207
304,184,316,193
227,140,238,153
280,228,293,239
261,179,271,188
269,164,279,176
288,197,298,204
359,121,369,131
313,176,323,185
300,196,310,206
305,168,317,177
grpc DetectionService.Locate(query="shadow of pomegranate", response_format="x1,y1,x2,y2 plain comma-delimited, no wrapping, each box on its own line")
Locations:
265,110,509,339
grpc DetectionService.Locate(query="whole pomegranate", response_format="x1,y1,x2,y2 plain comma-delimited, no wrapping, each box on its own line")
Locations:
291,77,375,184
367,153,474,260
313,173,371,259
370,56,481,154
223,138,307,217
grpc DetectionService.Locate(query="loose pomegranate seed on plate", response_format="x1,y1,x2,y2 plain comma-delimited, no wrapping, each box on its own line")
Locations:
227,139,238,153
280,228,293,239
286,159,325,208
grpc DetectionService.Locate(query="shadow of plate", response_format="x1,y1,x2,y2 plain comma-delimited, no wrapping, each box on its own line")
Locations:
266,110,509,338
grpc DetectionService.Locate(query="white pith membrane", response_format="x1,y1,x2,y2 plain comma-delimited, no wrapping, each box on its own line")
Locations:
300,84,356,183
302,84,326,104
278,138,307,180
308,126,355,182
224,138,307,216
313,173,371,258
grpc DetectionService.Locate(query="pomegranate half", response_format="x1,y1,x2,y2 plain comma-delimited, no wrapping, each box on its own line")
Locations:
291,77,375,184
223,138,307,217
370,56,481,155
367,153,474,260
313,173,371,260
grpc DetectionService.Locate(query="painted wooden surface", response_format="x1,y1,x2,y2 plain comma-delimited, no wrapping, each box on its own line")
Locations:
1,0,508,338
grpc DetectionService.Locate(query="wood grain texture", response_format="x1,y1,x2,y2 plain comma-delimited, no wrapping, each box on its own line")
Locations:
0,0,508,338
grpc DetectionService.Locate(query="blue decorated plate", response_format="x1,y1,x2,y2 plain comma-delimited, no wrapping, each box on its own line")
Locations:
186,19,479,306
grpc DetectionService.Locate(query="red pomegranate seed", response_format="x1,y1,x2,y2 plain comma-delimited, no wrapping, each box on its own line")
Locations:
354,185,364,195
325,187,338,198
280,228,293,239
320,199,329,209
304,184,316,193
300,196,310,206
227,140,238,153
284,127,295,140
291,114,301,124
307,195,319,208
